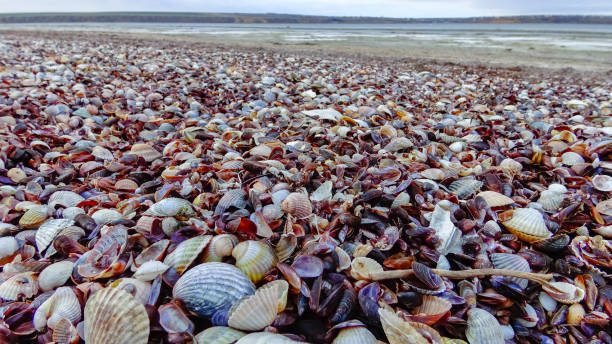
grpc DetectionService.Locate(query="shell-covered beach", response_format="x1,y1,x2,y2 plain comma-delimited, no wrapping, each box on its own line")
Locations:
0,30,611,343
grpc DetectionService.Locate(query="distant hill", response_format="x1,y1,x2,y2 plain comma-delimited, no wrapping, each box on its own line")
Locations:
0,12,611,25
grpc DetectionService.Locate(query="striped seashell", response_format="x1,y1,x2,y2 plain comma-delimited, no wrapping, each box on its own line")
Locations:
194,326,246,344
490,253,531,289
39,261,74,292
134,261,169,281
84,287,150,344
235,332,305,344
332,321,377,344
561,151,585,166
350,257,384,280
378,307,443,344
91,209,123,225
135,239,170,267
280,192,312,218
465,308,504,344
501,208,551,243
130,143,162,162
533,234,570,253
36,218,75,254
61,207,86,220
232,240,278,283
537,190,566,211
19,205,48,228
33,287,81,331
476,191,514,208
410,295,452,326
420,168,445,181
163,235,212,275
173,263,255,318
438,133,464,144
115,179,139,192
203,234,238,262
107,278,152,305
48,191,84,209
0,272,38,300
145,197,196,217
52,318,79,344
593,175,612,192
499,158,522,176
542,281,585,304
448,179,482,199
214,189,248,216
412,262,442,290
275,233,297,263
227,280,289,331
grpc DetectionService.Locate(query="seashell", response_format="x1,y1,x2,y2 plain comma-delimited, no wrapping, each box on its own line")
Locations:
533,234,570,253
501,208,551,243
0,272,38,300
0,236,19,259
420,168,445,181
134,261,169,281
476,191,514,208
331,321,377,344
567,303,585,325
412,262,442,290
592,225,612,238
499,158,522,176
350,257,383,280
592,175,612,192
490,253,530,289
214,189,248,216
52,318,79,344
91,146,115,161
227,280,288,331
84,287,150,344
596,199,612,216
379,307,443,344
130,143,161,162
561,151,585,166
429,200,461,255
173,262,255,318
91,209,122,225
310,180,333,202
163,235,212,275
383,137,413,152
275,233,297,263
448,179,482,199
538,291,557,312
48,191,84,209
159,302,194,334
61,207,85,220
542,281,585,304
145,197,196,217
232,240,278,283
203,234,238,262
465,308,504,344
195,326,246,344
262,203,284,221
391,192,411,208
115,179,139,192
449,141,465,153
335,246,352,271
537,190,566,211
235,332,305,344
410,295,452,326
135,239,169,267
8,167,27,182
281,192,312,219
36,218,75,254
107,278,152,305
33,287,81,331
19,205,48,228
39,261,74,292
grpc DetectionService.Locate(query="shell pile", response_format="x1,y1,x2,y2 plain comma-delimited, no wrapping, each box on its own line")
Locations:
0,31,611,344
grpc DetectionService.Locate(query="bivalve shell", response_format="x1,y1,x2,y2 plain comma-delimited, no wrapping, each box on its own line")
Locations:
36,218,75,254
39,261,74,292
350,257,384,280
0,236,19,259
163,235,212,274
593,175,612,192
561,151,585,166
499,158,522,176
410,295,452,325
537,190,566,211
542,281,585,304
48,191,84,209
145,197,196,217
203,234,239,262
232,240,278,283
332,323,377,344
19,205,48,228
280,192,312,219
379,307,443,344
235,332,305,344
52,318,79,344
596,199,612,216
91,209,122,225
490,253,530,289
194,326,246,344
107,278,152,305
0,272,38,300
448,179,482,199
501,208,551,243
227,280,289,331
214,189,248,216
134,261,169,281
476,191,514,208
465,308,504,344
130,143,161,162
33,286,81,331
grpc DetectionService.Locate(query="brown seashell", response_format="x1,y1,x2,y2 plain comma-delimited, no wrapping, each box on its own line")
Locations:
499,158,522,176
115,179,139,192
232,240,278,283
8,167,27,183
501,208,551,243
52,318,79,344
410,295,452,326
135,216,161,235
567,303,585,325
379,307,443,344
280,193,312,219
134,239,170,267
476,191,514,208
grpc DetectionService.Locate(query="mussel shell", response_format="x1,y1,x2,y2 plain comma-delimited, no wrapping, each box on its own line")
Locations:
533,234,570,253
412,262,443,290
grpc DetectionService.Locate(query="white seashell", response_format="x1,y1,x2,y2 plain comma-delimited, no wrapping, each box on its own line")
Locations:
332,325,377,344
134,261,169,281
516,303,538,328
236,332,305,344
429,200,460,255
232,240,278,283
108,278,152,305
163,235,212,274
145,197,196,217
476,191,514,208
194,326,246,344
499,158,522,176
501,208,551,243
0,272,38,300
490,253,531,289
39,261,74,292
61,206,86,220
310,181,333,202
383,137,413,152
537,190,566,211
227,280,289,331
448,179,482,199
91,209,123,225
36,218,75,254
465,308,504,344
538,291,558,312
0,237,19,259
561,151,585,166
593,175,612,192
48,191,84,209
33,287,81,331
449,141,465,153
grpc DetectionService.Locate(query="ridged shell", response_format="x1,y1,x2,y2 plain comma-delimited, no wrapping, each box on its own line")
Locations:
232,240,278,283
108,278,152,305
448,179,482,199
33,287,81,331
163,235,212,274
0,236,19,259
412,262,443,290
91,209,122,225
39,261,74,292
593,175,612,192
379,307,443,344
48,191,85,209
228,280,289,331
350,257,383,280
280,192,312,218
195,326,246,344
36,218,75,254
533,234,570,253
411,295,452,325
501,208,551,243
115,179,138,192
490,253,530,289
499,158,522,176
145,197,196,217
561,151,585,166
0,272,38,300
542,282,585,304
421,168,445,181
134,261,169,281
214,189,248,216
204,234,239,262
84,287,150,344
19,205,48,228
235,332,304,344
465,308,504,344
173,263,255,318
52,318,79,344
61,207,86,220
383,137,413,152
332,326,378,344
476,191,514,208
130,143,161,162
537,190,566,211
92,146,115,161
275,233,297,263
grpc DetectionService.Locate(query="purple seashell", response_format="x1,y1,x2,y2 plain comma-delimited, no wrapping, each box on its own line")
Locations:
292,255,324,278
358,282,380,324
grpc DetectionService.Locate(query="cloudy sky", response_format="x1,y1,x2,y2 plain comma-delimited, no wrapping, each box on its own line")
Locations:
2,0,611,17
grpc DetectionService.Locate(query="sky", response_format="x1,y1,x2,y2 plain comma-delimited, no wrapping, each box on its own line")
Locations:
1,0,611,18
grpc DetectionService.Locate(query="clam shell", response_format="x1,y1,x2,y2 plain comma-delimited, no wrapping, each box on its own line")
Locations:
501,208,551,243
135,239,170,267
145,197,196,217
227,280,289,331
48,191,85,209
383,137,413,152
52,318,79,344
91,146,115,161
379,307,443,344
91,209,122,225
411,295,452,325
311,180,333,202
332,326,377,344
39,261,74,292
19,205,48,228
499,158,522,176
412,262,442,290
159,302,194,334
173,262,255,318
275,233,297,263
130,143,161,162
194,326,246,344
350,257,384,280
476,191,514,208
135,215,162,236
596,199,612,216
0,236,19,259
430,200,460,255
214,189,248,216
561,151,585,166
115,179,138,192
36,218,75,254
448,179,482,199
134,261,169,281
203,234,239,262
490,253,530,289
542,281,585,304
0,271,38,300
235,332,305,344
33,286,81,331
465,308,504,344
107,278,152,305
61,207,86,220
280,192,312,218
593,175,612,192
84,287,150,344
163,235,212,275
537,190,566,211
232,240,278,283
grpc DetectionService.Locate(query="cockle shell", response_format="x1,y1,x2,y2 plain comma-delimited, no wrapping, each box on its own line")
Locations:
39,261,74,292
227,280,289,331
476,191,514,208
33,287,81,331
543,281,585,304
145,197,196,217
115,179,138,192
91,209,122,225
52,318,79,344
499,158,522,176
163,235,212,274
61,207,85,220
214,189,248,216
410,295,452,325
537,190,566,211
0,272,38,300
235,332,305,344
0,236,19,259
194,326,246,344
593,175,612,192
281,192,312,218
331,321,377,344
350,257,383,280
448,179,482,199
379,307,443,344
36,218,75,254
173,263,255,318
107,278,152,305
84,287,150,344
48,191,84,209
490,253,530,289
19,205,48,228
567,303,585,325
465,308,504,344
275,233,297,263
203,234,239,262
232,240,278,283
501,208,551,243
130,143,161,162
134,261,169,281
